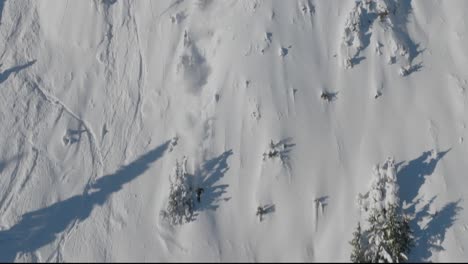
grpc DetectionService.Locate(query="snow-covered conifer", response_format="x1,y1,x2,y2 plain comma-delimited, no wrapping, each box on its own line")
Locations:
350,222,367,263
162,157,194,225
351,158,413,263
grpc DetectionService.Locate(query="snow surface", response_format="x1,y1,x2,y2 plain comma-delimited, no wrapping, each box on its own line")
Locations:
0,0,468,262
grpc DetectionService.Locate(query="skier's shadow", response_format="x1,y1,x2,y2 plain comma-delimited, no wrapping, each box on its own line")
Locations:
277,137,295,161
396,149,462,262
0,140,170,262
194,150,233,213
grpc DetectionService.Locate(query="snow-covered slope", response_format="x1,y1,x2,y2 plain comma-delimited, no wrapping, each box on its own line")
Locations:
1,0,467,262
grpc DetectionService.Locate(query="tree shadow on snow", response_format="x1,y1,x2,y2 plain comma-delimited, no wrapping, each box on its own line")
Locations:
263,204,275,215
396,149,450,211
0,140,170,262
355,0,378,59
396,149,463,262
276,137,296,163
193,150,233,213
315,196,329,211
0,60,36,85
349,0,424,69
410,198,462,262
389,0,425,64
406,62,423,76
350,56,366,67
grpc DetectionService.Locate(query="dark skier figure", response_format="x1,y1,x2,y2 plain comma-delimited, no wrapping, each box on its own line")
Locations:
256,206,265,222
196,187,204,203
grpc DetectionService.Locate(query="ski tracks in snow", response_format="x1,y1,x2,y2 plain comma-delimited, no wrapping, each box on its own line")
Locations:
31,82,104,191
28,81,104,261
0,140,39,217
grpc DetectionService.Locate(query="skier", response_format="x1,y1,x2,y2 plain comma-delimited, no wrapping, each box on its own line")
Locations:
196,187,204,203
256,206,265,222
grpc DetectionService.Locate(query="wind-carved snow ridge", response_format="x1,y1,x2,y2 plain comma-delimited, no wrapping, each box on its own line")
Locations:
341,0,423,74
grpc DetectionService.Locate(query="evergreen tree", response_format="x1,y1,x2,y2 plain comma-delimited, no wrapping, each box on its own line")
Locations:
351,158,413,263
356,202,413,263
366,208,386,262
350,222,367,263
382,204,413,262
162,158,194,225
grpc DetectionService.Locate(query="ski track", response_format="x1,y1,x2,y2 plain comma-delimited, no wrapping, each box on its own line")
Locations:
0,141,25,217
27,81,104,260
31,82,104,190
129,2,144,133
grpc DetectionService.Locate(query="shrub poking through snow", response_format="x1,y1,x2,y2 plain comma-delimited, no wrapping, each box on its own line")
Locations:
352,158,414,263
375,91,382,99
345,56,354,69
321,91,338,102
256,204,275,222
263,140,280,160
262,139,295,168
161,157,194,225
399,66,410,77
169,136,178,152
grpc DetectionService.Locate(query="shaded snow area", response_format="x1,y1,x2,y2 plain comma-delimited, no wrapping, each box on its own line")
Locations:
1,0,468,262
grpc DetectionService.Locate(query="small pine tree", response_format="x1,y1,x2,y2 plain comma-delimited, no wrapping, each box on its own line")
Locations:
350,222,367,263
162,158,194,225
